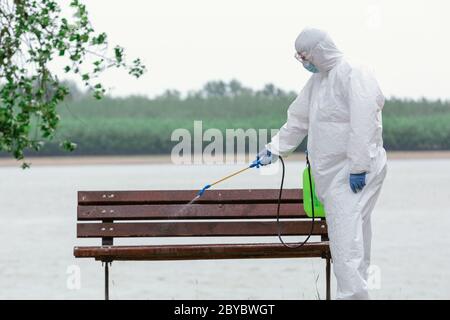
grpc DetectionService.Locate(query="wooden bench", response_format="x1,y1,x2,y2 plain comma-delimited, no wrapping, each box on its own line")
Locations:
74,189,332,300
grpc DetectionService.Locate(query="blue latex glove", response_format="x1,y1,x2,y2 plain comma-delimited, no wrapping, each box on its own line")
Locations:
252,148,277,167
349,173,366,193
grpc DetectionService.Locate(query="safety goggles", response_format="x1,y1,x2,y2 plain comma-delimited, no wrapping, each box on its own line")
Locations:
295,51,312,63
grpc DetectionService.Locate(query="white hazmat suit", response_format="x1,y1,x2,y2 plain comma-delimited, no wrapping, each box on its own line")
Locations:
267,28,387,299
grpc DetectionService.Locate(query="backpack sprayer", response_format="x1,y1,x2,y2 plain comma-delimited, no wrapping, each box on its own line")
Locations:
195,152,326,249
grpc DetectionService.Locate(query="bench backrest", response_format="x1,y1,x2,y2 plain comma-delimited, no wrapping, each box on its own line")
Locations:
77,189,327,245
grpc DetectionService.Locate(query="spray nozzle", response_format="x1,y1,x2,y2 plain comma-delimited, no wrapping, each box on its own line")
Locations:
249,156,261,169
197,184,211,197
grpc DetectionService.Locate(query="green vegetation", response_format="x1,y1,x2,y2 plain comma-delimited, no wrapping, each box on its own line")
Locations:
381,98,450,150
3,80,450,157
0,0,145,167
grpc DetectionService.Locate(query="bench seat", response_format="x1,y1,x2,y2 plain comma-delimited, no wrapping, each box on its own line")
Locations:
74,241,330,261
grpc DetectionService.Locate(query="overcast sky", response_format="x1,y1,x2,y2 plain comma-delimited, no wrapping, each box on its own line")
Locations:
58,0,450,100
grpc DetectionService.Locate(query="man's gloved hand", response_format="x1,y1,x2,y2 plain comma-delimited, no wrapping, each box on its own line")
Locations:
251,148,278,167
349,173,366,193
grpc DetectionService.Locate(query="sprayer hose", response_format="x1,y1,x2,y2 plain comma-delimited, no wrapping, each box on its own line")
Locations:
276,155,316,249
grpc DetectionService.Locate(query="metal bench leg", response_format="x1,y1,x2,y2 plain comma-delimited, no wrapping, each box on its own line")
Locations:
326,257,331,300
104,262,110,300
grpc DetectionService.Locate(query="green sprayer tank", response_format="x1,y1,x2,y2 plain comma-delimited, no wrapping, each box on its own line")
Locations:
302,167,326,218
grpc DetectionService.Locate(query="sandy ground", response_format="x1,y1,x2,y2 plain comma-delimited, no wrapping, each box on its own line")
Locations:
0,150,450,167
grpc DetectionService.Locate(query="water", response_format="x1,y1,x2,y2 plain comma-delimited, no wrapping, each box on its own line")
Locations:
187,195,201,206
0,158,450,299
176,195,201,217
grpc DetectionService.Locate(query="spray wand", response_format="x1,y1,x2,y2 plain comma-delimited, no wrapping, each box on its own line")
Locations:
196,157,263,197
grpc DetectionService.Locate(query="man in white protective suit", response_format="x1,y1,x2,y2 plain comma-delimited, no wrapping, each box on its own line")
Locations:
255,27,387,300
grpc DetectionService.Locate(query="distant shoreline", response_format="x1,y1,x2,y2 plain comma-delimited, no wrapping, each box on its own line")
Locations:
1,151,450,167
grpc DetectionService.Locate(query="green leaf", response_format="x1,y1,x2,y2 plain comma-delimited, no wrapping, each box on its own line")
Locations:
61,140,77,152
21,162,31,170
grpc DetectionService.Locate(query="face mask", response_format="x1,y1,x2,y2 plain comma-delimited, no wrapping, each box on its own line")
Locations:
302,61,320,73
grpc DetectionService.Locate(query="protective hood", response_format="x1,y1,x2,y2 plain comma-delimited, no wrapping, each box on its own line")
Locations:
295,27,344,72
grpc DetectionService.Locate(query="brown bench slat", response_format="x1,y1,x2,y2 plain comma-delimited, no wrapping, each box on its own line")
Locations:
74,242,330,261
78,189,303,205
77,220,327,238
78,203,307,220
